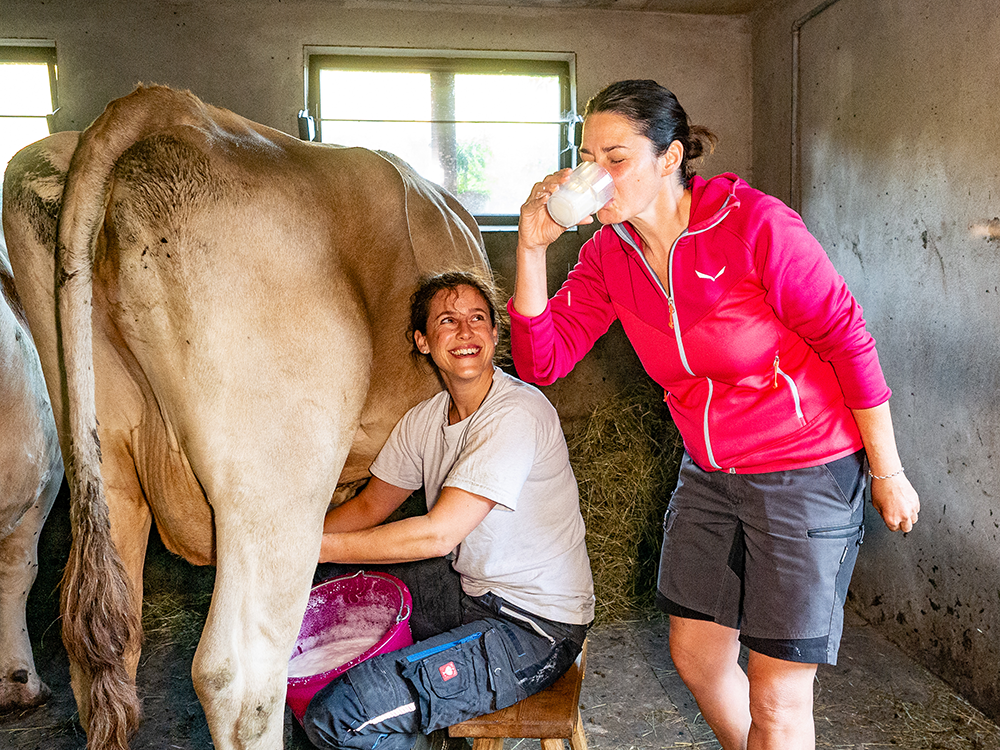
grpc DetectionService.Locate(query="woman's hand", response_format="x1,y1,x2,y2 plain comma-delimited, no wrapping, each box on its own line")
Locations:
870,472,920,533
318,487,495,565
518,169,584,250
850,402,920,533
514,169,579,318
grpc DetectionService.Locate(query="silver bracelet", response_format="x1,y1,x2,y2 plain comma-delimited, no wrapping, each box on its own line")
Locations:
868,467,905,480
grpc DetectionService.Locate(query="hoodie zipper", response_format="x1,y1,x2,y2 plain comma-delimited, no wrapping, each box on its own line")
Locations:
613,197,735,471
773,354,806,423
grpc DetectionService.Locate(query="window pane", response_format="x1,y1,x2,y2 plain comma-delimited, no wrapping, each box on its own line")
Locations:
1,59,54,176
455,74,562,123
0,63,52,115
452,75,563,214
0,119,50,174
320,70,430,121
456,122,561,215
313,58,570,222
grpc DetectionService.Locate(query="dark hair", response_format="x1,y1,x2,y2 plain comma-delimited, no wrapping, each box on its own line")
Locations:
583,79,718,188
408,270,509,371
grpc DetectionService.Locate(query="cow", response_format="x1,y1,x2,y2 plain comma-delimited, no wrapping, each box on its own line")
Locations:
1,84,490,750
0,217,63,714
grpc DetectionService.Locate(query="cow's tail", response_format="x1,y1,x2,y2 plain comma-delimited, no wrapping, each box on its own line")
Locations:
56,85,203,750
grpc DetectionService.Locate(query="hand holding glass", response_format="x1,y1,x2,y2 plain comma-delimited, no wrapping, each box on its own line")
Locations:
546,162,615,228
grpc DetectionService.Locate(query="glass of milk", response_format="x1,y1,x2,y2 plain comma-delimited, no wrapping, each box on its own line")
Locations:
546,161,615,227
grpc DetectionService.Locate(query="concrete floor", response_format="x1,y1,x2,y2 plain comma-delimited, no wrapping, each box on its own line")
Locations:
4,500,1000,749
5,602,1000,749
576,609,1000,750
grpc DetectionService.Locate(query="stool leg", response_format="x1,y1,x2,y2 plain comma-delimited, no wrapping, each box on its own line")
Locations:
471,739,504,750
569,708,588,750
540,740,566,750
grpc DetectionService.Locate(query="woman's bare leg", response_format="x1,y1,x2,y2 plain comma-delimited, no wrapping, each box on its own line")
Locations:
668,616,751,750
746,651,817,750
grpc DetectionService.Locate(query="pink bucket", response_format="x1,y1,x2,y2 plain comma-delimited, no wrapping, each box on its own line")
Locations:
286,570,413,722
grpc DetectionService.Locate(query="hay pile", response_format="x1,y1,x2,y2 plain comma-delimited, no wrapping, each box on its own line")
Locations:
567,381,684,624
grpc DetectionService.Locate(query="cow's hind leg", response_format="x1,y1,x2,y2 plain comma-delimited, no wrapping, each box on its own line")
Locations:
0,476,58,713
192,482,333,750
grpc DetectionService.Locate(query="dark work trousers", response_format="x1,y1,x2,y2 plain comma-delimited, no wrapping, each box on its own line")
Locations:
302,586,588,750
313,558,466,641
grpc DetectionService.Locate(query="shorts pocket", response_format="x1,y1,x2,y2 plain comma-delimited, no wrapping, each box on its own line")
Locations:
822,450,867,507
663,506,676,535
807,521,865,568
806,523,863,539
482,628,521,709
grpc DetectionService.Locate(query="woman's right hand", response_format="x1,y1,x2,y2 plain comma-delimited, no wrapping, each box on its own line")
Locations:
518,168,582,251
514,168,584,318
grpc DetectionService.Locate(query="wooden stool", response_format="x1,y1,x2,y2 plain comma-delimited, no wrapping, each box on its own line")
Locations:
448,640,588,750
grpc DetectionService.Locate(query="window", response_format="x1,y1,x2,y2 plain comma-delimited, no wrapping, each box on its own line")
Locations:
305,49,576,229
0,44,58,177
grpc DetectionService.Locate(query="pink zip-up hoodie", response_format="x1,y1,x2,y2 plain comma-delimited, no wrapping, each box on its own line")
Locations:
509,172,890,474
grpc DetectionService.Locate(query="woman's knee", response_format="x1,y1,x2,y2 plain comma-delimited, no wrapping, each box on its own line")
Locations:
669,616,742,684
302,662,420,750
746,653,817,727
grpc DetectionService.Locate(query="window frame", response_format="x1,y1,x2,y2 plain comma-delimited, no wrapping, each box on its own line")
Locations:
304,47,577,230
0,41,59,125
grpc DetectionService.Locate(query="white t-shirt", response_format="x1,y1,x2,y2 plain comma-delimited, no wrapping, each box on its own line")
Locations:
370,368,595,625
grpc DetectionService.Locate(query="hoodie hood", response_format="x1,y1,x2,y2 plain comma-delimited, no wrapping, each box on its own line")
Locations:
687,172,742,234
610,172,743,252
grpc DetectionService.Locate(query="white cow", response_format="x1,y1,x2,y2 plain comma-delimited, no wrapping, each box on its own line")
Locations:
0,216,62,714
2,85,489,749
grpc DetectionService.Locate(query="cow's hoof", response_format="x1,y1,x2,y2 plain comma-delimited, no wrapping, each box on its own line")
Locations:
0,673,53,714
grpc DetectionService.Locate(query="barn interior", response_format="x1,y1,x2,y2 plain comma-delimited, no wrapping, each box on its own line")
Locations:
3,0,1000,747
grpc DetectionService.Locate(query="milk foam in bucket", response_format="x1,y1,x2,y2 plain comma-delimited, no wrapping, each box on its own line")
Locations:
546,161,615,227
285,571,413,723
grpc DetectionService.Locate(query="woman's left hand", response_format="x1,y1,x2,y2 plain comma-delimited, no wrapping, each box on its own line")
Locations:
870,473,920,533
850,402,919,533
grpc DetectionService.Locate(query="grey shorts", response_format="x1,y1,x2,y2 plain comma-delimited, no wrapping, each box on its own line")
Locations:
656,450,866,665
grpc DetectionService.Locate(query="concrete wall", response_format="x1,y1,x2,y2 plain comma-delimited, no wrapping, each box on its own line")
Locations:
753,0,1000,722
2,0,750,420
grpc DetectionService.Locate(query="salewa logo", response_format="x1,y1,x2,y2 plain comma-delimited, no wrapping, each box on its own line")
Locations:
695,266,726,281
439,661,459,681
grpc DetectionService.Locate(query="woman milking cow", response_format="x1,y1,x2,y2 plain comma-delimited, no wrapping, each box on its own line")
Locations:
302,271,594,750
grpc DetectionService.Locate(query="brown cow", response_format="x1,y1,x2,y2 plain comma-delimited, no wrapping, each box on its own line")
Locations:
0,220,62,713
2,84,489,749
